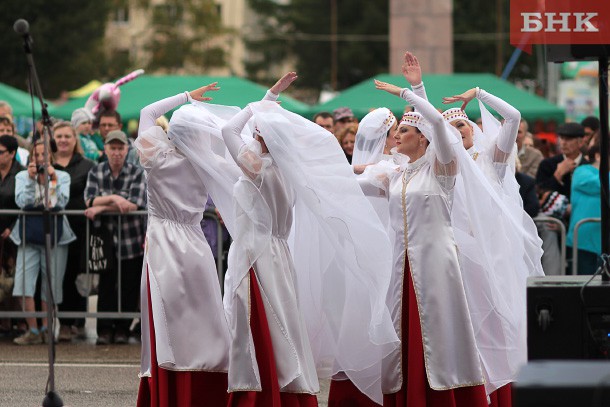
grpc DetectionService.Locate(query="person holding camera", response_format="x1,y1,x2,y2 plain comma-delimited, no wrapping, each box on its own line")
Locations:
10,138,75,345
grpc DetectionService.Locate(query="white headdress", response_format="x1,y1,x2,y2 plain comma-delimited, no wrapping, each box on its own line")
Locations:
352,107,396,165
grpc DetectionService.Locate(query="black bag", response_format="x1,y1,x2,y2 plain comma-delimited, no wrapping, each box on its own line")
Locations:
88,224,115,273
19,206,64,246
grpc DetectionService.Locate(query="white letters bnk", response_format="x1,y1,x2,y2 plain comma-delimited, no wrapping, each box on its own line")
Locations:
521,12,599,32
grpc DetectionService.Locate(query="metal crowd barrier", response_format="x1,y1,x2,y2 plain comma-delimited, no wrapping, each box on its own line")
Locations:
571,217,601,275
0,209,226,320
532,215,567,275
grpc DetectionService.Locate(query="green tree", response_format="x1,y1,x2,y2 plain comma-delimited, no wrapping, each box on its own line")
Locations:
245,0,389,90
242,0,291,82
453,0,537,80
143,0,229,72
0,1,110,98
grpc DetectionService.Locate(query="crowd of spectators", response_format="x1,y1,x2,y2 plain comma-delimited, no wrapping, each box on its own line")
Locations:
0,97,606,345
0,101,149,345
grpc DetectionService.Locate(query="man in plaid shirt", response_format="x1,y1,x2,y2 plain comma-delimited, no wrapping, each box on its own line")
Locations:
84,130,146,345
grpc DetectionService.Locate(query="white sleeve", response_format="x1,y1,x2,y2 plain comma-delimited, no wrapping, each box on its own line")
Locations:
221,90,280,178
476,88,520,160
221,105,252,164
263,90,279,102
411,81,428,102
139,92,189,134
358,160,399,198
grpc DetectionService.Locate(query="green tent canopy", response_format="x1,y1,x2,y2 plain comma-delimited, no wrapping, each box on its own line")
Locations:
49,75,311,121
0,82,55,118
313,73,565,124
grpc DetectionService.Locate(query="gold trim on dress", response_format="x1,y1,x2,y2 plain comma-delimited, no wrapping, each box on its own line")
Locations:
400,165,485,391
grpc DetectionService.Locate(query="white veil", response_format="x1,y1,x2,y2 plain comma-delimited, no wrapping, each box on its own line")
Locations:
352,108,397,238
352,108,396,165
250,101,399,404
166,101,243,238
445,109,544,393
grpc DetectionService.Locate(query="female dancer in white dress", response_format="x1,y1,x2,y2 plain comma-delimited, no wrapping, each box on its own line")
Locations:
135,83,232,407
220,72,319,406
440,85,544,406
221,72,398,407
402,51,543,406
368,79,489,407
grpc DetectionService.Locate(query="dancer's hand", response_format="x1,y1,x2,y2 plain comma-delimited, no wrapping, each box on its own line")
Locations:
270,72,298,94
374,79,402,96
402,52,422,86
353,164,373,174
189,82,220,101
442,88,477,111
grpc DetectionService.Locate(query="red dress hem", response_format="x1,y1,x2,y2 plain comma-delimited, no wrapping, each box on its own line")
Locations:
382,260,490,407
228,268,318,407
136,268,229,407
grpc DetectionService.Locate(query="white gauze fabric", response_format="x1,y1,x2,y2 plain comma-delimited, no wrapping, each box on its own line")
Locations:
250,101,399,404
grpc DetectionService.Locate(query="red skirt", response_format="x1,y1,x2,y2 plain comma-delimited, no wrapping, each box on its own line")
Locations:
489,384,512,407
328,378,380,406
383,261,490,407
228,269,318,407
137,269,229,407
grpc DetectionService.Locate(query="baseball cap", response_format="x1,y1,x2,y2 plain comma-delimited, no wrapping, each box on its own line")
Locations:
105,130,128,144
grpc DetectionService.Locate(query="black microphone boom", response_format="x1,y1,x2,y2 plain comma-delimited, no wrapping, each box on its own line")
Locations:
13,17,64,407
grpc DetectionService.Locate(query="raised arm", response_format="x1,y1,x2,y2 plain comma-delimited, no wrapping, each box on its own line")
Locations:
477,88,521,161
402,51,428,101
442,87,521,163
139,83,220,134
221,105,256,167
375,79,457,177
221,72,297,178
400,88,455,166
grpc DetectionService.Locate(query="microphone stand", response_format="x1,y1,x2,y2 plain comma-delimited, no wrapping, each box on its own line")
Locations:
16,22,64,407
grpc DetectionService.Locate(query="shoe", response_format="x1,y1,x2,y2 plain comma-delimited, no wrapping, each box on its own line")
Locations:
40,328,48,344
96,332,112,345
127,335,140,345
14,330,42,345
58,325,72,342
114,331,128,345
71,325,87,339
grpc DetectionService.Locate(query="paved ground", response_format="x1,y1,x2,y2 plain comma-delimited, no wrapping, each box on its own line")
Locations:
0,337,330,406
1,296,331,406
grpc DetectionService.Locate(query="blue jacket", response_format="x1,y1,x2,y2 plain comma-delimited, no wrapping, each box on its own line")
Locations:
9,169,76,246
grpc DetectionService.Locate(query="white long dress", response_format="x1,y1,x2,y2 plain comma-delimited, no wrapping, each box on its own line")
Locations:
136,93,230,377
413,83,544,394
222,104,320,394
365,89,485,393
240,102,399,404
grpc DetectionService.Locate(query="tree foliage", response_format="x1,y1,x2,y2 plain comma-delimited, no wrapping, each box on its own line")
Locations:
245,0,389,90
247,0,540,92
453,0,538,80
0,0,110,98
145,0,229,73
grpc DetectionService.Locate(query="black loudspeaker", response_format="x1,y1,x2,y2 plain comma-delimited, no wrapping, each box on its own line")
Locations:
514,361,610,407
527,275,610,360
546,44,610,63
